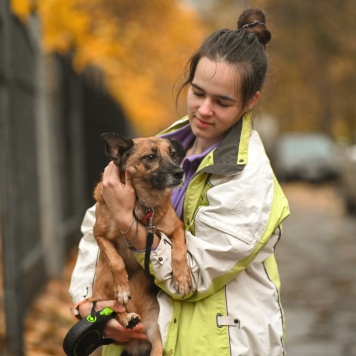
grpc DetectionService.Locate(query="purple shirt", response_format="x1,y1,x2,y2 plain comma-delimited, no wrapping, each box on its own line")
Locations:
160,124,220,219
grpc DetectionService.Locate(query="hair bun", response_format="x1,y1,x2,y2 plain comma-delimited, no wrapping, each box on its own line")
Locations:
237,8,272,47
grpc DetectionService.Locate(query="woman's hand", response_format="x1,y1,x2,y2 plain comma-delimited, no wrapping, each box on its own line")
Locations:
104,318,147,343
101,162,136,229
78,300,147,343
78,299,125,317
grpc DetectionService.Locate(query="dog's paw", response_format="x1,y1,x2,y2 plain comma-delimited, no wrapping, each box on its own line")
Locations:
115,285,131,305
173,271,193,297
124,313,141,329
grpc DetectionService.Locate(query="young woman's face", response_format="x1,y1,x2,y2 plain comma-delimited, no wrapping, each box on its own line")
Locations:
187,57,259,144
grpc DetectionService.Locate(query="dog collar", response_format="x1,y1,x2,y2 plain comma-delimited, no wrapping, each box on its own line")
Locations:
140,208,154,223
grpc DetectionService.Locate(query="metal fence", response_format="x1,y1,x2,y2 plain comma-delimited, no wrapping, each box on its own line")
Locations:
0,2,131,354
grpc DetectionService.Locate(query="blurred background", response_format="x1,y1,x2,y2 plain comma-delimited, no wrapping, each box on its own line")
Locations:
0,0,355,355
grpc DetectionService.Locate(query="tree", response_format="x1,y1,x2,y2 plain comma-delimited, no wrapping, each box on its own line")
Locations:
205,0,356,141
11,0,208,135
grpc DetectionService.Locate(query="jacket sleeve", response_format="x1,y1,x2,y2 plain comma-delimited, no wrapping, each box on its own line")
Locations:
136,140,289,301
69,205,99,305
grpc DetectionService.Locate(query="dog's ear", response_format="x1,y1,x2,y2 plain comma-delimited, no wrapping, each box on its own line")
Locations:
167,138,186,160
100,133,134,164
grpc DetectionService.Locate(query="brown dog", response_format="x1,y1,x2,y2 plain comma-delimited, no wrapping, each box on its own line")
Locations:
90,133,193,356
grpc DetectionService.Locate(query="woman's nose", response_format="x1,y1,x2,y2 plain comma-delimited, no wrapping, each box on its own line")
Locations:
198,99,213,116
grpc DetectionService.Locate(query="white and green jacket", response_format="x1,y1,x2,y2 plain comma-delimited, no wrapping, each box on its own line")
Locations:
69,114,290,356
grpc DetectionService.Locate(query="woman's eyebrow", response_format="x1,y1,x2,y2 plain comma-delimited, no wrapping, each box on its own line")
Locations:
191,83,236,102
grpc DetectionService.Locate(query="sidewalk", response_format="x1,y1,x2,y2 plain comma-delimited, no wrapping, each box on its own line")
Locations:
277,183,356,356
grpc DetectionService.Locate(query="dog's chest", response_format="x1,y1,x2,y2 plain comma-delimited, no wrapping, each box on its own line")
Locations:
114,239,141,274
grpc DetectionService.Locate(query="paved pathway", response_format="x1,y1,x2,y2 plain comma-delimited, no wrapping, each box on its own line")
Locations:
276,183,356,356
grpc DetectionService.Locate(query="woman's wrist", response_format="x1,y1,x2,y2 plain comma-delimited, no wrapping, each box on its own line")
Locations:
114,212,135,232
120,216,139,249
116,216,160,251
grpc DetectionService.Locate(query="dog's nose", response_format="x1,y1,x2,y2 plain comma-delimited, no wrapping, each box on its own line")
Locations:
173,169,184,180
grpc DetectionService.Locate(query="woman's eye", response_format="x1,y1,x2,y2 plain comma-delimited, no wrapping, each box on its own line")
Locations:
193,90,204,97
218,101,231,108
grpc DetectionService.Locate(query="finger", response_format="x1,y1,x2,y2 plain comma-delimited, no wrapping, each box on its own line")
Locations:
102,162,113,183
125,171,132,187
104,319,147,342
77,300,94,318
123,171,136,195
94,300,125,313
102,164,122,191
111,301,126,313
103,161,114,174
131,323,146,333
109,164,122,184
104,319,129,342
120,324,148,340
124,170,131,185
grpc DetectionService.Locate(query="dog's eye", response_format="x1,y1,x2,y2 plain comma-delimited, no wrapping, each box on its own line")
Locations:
171,151,177,159
143,154,156,163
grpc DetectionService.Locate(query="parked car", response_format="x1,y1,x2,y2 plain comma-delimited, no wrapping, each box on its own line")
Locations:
272,132,341,182
340,145,356,213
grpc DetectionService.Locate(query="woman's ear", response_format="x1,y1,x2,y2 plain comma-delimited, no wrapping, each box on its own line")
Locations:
246,91,261,111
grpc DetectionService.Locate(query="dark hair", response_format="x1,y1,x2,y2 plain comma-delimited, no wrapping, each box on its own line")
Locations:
177,8,272,109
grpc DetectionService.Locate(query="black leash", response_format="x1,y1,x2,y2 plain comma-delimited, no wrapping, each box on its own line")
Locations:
143,209,156,283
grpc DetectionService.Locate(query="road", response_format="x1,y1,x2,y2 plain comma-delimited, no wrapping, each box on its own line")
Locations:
276,182,356,356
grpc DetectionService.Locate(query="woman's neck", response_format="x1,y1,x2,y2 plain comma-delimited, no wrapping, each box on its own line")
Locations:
187,137,221,157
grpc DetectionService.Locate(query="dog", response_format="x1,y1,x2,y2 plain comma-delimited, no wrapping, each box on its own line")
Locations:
90,133,193,356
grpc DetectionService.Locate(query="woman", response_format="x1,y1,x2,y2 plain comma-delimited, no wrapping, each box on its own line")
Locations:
69,7,290,356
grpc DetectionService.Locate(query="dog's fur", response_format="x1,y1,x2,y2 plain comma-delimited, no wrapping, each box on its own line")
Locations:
90,133,193,356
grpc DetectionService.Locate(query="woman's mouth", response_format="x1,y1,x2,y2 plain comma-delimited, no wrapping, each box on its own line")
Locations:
195,116,212,129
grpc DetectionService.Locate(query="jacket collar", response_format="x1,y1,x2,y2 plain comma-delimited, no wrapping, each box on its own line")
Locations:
200,112,252,176
159,113,253,176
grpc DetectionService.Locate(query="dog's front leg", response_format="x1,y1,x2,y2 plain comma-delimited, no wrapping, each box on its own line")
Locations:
169,219,193,297
94,234,131,305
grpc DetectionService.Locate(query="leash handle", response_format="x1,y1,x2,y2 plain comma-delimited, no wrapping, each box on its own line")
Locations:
63,307,116,356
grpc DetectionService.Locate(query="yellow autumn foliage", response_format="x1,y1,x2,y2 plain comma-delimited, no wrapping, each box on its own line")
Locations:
11,0,208,135
10,0,34,22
